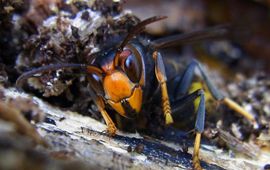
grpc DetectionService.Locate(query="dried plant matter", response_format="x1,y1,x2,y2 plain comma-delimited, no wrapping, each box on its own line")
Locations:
16,0,139,97
0,101,47,147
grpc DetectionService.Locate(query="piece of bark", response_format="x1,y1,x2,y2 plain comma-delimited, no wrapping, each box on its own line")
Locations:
1,87,269,170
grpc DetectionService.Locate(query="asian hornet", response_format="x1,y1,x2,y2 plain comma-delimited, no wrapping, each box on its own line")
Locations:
16,16,257,170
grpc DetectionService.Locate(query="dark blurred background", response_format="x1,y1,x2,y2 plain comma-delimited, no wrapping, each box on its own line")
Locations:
125,0,270,73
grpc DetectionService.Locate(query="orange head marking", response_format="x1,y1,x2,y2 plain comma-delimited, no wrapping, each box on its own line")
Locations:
104,71,134,102
103,71,143,118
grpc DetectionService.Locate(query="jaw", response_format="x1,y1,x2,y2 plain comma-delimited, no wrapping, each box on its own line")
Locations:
107,86,142,118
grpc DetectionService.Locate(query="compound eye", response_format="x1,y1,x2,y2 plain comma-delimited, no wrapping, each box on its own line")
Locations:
124,53,141,83
88,73,104,96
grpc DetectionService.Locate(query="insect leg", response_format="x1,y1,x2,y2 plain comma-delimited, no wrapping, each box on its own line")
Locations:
153,51,173,124
88,86,117,136
171,88,205,170
174,60,223,99
99,106,117,136
171,89,202,114
175,60,257,127
193,89,205,170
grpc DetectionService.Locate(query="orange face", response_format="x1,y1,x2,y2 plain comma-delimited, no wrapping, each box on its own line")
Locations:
87,46,144,118
104,71,143,117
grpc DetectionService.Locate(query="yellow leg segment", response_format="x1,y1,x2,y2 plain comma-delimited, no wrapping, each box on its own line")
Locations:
153,51,173,125
95,96,117,136
193,132,203,170
161,82,174,124
223,97,258,128
100,109,117,136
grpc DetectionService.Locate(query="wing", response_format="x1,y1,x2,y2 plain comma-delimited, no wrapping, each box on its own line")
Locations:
151,24,248,49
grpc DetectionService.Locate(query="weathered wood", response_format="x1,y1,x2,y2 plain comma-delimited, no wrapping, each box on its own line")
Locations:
0,87,268,170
